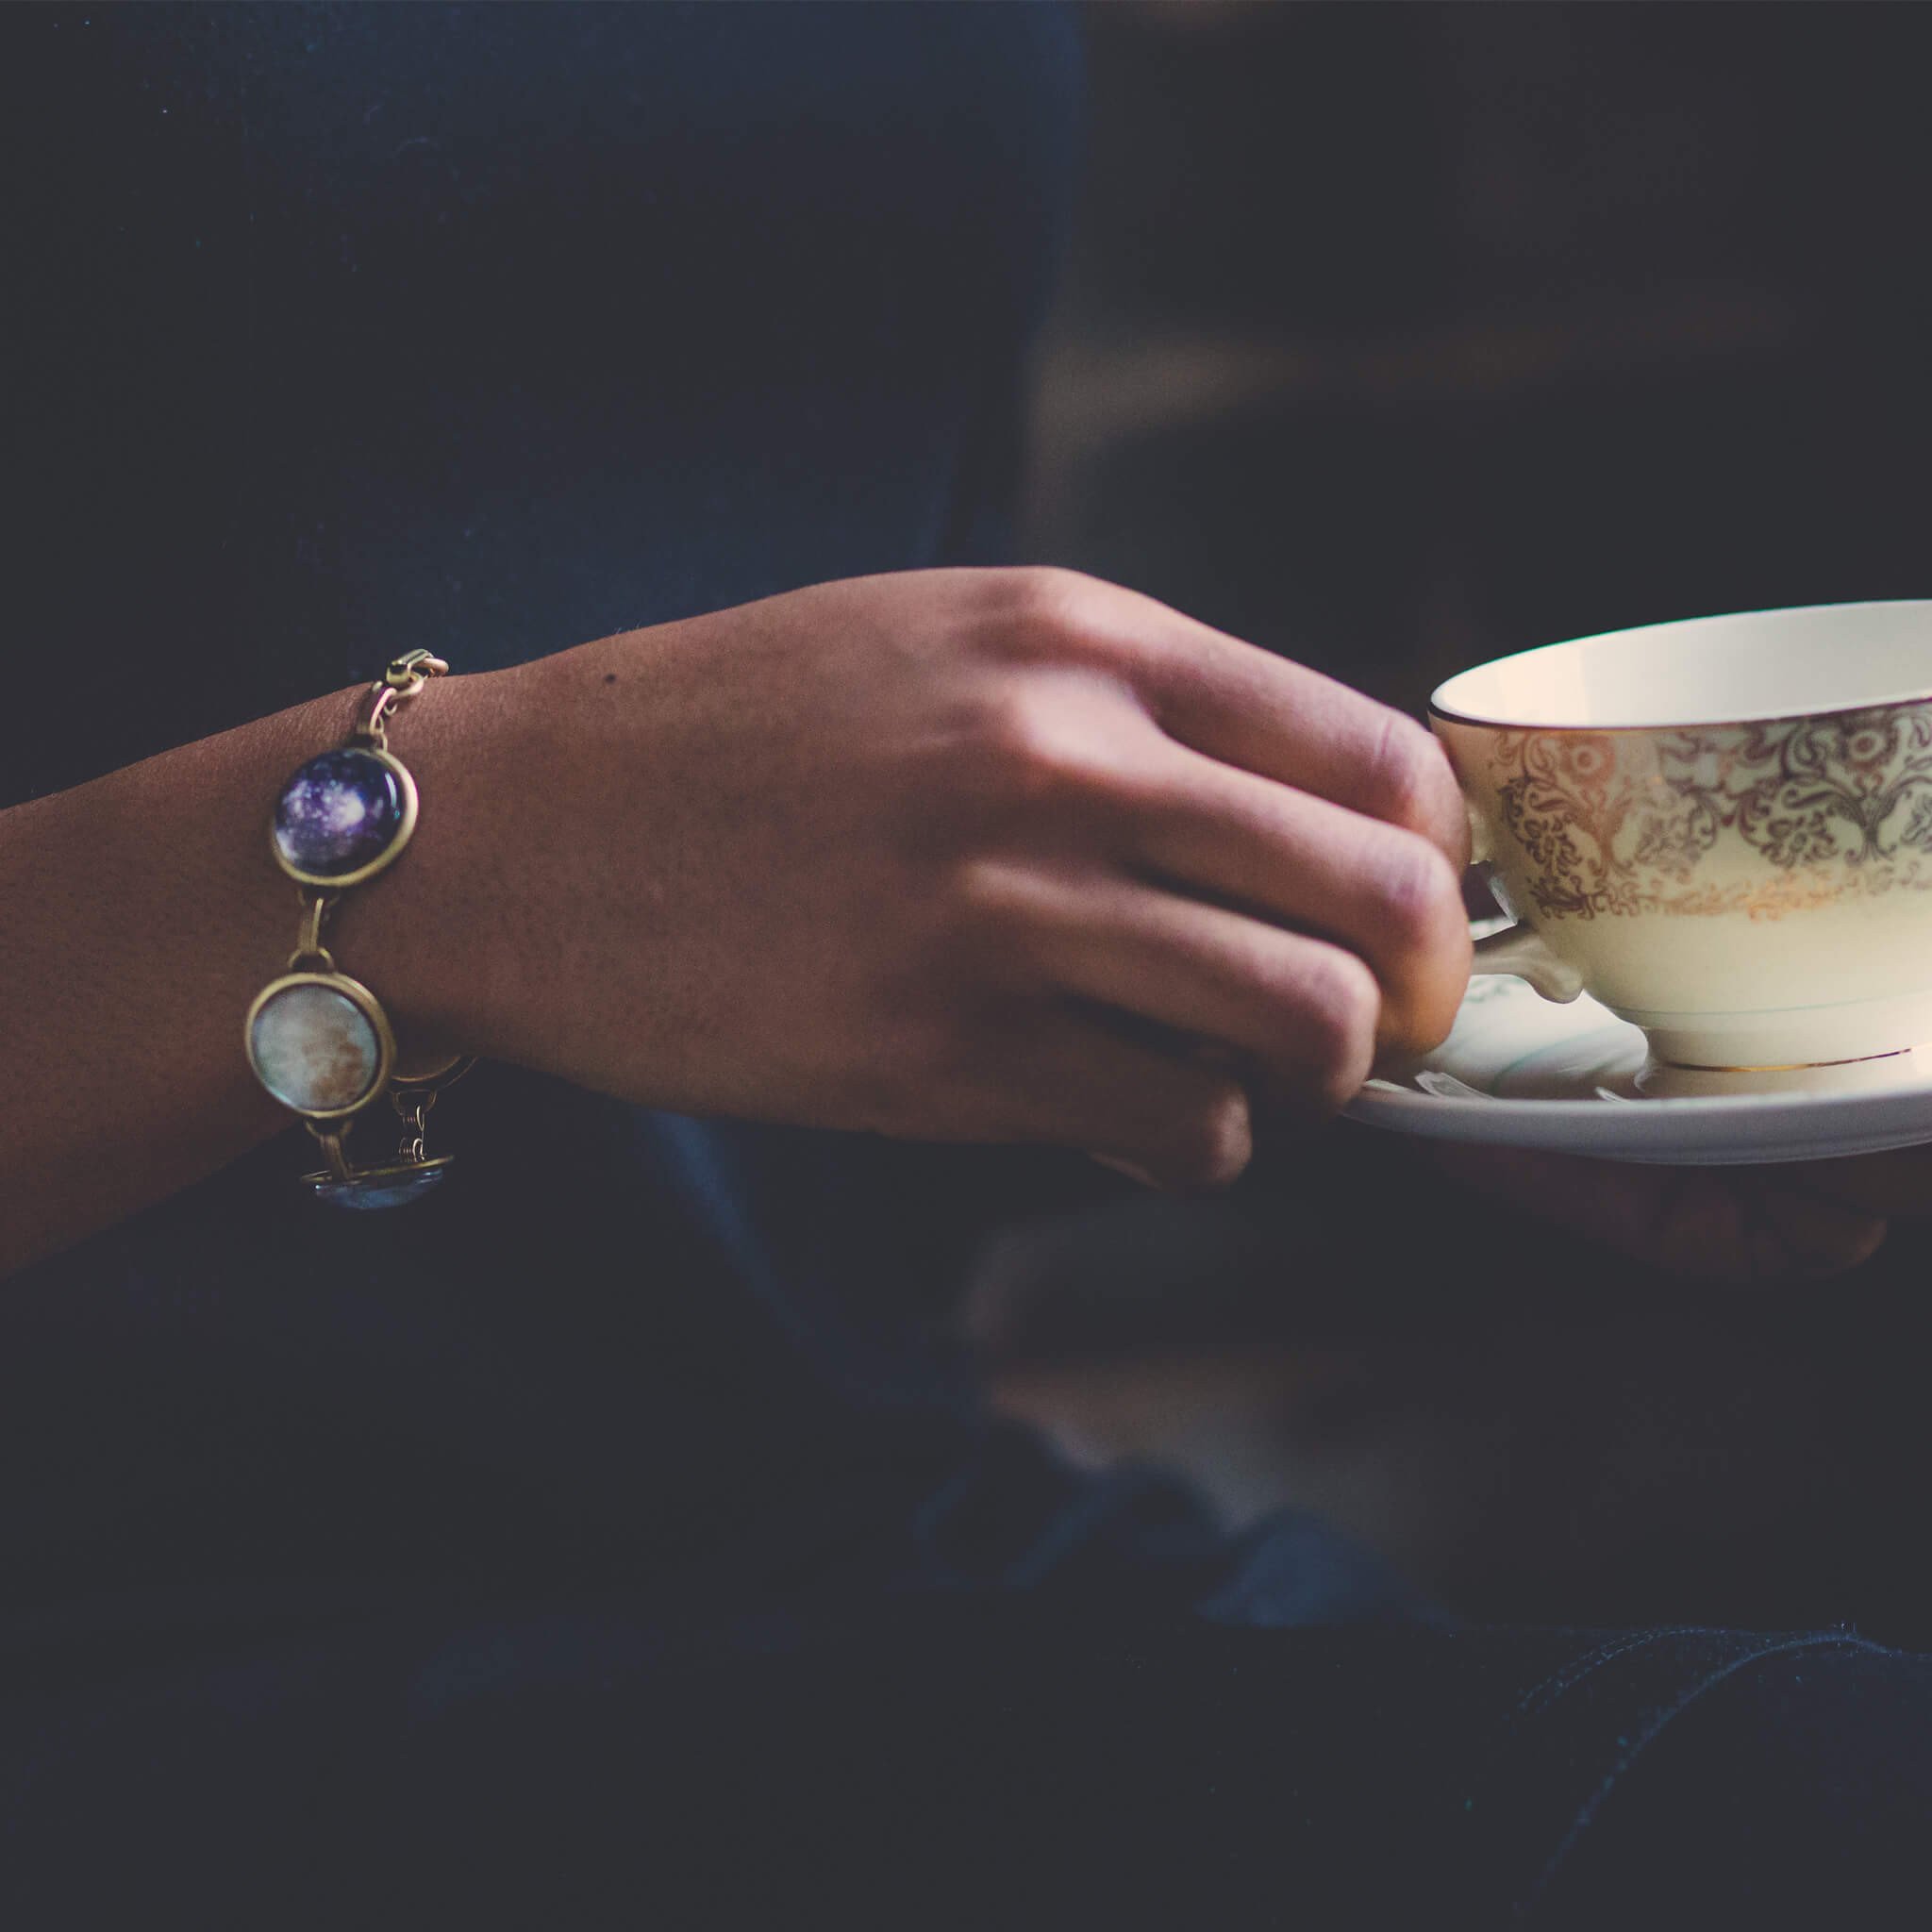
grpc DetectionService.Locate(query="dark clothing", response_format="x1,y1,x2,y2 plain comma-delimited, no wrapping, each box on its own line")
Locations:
3,0,1093,1608
2,6,1927,1922
3,1583,1930,1928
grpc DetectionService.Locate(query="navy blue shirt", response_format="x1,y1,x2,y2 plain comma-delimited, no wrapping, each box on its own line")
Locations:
1,2,1137,1609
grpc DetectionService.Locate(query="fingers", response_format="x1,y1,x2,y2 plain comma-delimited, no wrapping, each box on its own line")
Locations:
995,570,1469,865
1162,656,1469,869
1427,1143,1748,1279
1125,743,1472,1050
963,571,1474,1049
924,571,1479,1162
1425,1142,1889,1285
1751,1182,1889,1278
980,1011,1256,1191
968,862,1382,1117
1775,1148,1932,1220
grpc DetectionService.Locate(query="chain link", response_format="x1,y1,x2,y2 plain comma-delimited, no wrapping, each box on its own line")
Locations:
304,1121,355,1183
391,1087,437,1164
286,890,337,972
350,650,448,752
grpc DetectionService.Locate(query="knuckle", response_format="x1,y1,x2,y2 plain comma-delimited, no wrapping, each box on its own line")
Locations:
942,858,1042,963
1366,837,1472,1052
980,565,1108,662
1361,709,1457,842
1372,834,1464,957
949,853,1023,922
1005,562,1097,615
1161,1080,1253,1190
941,862,1076,997
970,686,1095,803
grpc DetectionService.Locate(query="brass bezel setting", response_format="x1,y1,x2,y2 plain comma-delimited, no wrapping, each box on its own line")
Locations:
243,969,398,1121
299,1154,457,1201
269,745,421,891
250,650,460,1207
391,1049,475,1090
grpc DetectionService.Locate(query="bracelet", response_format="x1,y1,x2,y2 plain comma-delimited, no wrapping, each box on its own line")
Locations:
244,649,474,1210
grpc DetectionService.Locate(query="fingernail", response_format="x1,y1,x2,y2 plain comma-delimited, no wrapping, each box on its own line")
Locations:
1090,1153,1165,1190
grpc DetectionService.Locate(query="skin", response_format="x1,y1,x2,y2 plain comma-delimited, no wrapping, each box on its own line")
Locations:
0,566,1911,1284
1424,1142,1891,1286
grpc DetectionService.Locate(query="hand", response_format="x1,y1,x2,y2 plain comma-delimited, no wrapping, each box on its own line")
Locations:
394,568,1472,1188
1425,1141,1908,1283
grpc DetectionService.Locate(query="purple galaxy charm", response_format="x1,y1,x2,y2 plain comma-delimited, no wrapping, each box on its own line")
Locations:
273,748,407,878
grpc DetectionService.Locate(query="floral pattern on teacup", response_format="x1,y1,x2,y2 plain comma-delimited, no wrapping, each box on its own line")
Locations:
1488,704,1932,920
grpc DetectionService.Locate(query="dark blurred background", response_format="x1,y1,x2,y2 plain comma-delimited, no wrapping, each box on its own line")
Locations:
974,1,1932,1643
1025,0,1929,707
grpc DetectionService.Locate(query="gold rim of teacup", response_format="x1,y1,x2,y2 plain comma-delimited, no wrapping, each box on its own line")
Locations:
1429,600,1932,733
1427,691,1932,734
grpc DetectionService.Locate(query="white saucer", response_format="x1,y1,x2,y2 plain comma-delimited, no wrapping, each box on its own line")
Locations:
1347,969,1932,1166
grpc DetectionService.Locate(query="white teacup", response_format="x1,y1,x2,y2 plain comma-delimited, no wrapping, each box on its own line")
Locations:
1432,602,1932,1085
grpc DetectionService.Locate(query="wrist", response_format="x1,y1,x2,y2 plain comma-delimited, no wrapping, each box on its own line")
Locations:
321,660,525,1060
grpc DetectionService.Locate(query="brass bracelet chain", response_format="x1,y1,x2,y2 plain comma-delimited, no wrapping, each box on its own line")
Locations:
244,649,474,1209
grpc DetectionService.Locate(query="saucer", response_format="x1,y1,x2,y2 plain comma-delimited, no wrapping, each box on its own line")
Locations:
1346,964,1932,1166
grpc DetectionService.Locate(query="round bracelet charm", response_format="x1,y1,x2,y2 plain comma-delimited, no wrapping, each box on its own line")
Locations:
304,1156,455,1210
271,746,419,888
252,650,459,1209
244,972,396,1119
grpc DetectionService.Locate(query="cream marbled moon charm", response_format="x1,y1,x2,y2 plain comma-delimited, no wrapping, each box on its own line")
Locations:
244,972,395,1120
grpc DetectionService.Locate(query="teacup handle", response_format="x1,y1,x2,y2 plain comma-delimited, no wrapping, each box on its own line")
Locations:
1472,923,1585,1004
1465,803,1586,1005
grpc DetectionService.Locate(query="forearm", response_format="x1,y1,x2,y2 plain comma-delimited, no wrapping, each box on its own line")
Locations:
3,563,1483,1279
0,668,515,1279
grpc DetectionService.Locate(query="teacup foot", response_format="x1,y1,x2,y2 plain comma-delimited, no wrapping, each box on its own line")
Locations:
1636,1049,1926,1100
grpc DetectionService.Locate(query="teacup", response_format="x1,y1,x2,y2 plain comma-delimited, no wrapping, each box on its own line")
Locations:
1431,602,1932,1087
